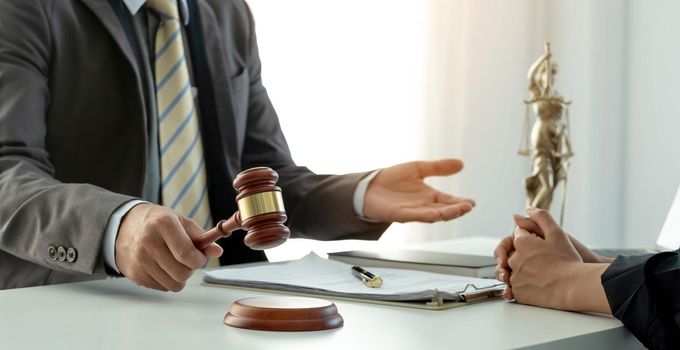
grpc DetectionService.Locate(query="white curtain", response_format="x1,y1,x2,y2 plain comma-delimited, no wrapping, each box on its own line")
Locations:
423,0,630,247
246,0,680,260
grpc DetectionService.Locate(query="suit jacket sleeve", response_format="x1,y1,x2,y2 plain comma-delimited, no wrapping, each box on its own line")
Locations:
0,1,135,276
237,2,390,240
601,248,680,349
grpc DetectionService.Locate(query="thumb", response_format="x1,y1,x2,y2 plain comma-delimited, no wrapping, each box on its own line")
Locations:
526,208,564,242
512,214,545,239
201,244,223,259
414,159,464,178
180,217,224,259
178,216,206,238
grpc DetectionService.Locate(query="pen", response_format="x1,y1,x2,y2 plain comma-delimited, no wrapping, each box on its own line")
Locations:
351,265,383,288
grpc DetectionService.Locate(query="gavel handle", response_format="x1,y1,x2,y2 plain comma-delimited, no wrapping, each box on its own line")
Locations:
193,213,242,250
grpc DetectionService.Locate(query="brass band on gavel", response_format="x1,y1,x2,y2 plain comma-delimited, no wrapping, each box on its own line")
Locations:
237,191,286,221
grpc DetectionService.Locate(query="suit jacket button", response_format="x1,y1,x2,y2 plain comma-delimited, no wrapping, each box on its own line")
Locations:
56,246,66,262
48,245,57,260
66,247,78,263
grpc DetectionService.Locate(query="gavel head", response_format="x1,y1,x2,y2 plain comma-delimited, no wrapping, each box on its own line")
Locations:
233,167,290,250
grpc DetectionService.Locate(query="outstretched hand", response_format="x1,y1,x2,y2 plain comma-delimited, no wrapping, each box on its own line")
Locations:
363,159,475,223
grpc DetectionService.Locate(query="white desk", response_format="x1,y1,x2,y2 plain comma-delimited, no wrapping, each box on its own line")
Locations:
0,272,643,350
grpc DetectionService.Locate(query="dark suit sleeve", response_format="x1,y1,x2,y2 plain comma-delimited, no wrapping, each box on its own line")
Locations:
601,248,680,349
237,2,390,240
0,1,134,277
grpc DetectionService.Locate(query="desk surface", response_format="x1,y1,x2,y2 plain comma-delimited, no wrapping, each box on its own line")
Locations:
0,272,642,350
0,272,640,350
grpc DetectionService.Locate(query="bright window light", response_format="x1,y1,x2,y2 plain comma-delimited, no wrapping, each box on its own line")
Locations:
246,0,428,261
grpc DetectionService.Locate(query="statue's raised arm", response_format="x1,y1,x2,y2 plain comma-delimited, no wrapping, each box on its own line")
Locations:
527,42,556,100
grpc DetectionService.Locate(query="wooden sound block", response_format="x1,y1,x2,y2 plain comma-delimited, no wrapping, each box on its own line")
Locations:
224,296,344,332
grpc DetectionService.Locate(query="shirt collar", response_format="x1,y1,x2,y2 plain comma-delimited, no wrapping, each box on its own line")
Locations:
122,0,146,15
122,0,190,25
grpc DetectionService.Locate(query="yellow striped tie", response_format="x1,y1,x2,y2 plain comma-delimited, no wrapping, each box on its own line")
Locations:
148,0,212,229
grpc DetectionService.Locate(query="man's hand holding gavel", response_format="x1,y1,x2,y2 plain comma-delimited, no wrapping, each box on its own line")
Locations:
115,204,223,292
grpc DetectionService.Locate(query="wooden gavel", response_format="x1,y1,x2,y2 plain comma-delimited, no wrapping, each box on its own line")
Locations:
192,167,290,250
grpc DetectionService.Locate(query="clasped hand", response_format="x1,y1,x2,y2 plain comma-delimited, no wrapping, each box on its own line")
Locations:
494,208,612,312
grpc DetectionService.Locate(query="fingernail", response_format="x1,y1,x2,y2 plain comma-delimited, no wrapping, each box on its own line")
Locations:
526,207,537,215
496,257,501,265
499,273,505,281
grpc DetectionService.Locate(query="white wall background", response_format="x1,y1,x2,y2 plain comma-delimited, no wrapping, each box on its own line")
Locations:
624,0,680,248
245,0,680,260
425,0,630,247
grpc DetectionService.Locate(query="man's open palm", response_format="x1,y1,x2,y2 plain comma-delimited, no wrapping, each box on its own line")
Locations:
364,159,475,223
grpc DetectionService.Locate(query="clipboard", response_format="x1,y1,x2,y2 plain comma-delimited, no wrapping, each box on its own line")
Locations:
203,282,505,310
202,253,505,311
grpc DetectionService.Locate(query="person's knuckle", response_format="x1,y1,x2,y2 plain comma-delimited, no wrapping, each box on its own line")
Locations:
512,226,523,237
514,235,531,248
501,240,511,253
151,284,169,292
138,277,164,291
534,208,549,218
180,269,193,281
172,268,193,282
504,288,513,300
147,212,174,230
507,254,517,269
168,281,185,292
137,234,157,253
177,248,202,268
175,247,193,261
145,213,162,227
188,259,205,270
128,273,144,286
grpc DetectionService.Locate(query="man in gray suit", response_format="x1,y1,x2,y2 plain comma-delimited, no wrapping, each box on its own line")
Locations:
0,0,475,291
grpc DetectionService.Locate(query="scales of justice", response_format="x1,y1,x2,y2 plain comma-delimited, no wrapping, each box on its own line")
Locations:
518,42,574,226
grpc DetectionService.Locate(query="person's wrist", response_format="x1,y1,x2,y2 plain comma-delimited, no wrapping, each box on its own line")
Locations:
116,203,154,272
555,262,582,309
563,263,611,313
120,203,153,229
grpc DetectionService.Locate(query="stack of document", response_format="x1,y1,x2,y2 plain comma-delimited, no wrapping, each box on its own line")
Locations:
203,253,504,308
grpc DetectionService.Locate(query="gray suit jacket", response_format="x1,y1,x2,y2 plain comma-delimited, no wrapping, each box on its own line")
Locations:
0,0,389,289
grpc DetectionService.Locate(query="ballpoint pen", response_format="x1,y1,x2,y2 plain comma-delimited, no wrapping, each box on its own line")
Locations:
351,265,383,288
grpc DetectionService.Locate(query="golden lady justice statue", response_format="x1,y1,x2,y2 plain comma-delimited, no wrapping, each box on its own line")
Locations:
519,42,573,226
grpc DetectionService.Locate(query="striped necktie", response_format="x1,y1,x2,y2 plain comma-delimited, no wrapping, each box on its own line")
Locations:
147,0,212,229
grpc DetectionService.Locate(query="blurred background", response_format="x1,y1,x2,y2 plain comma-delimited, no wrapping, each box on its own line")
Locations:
244,0,680,261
